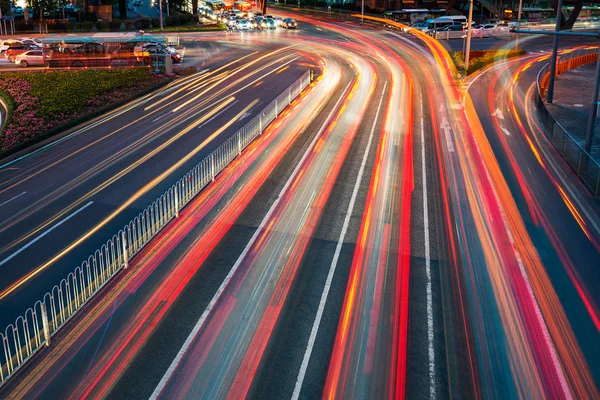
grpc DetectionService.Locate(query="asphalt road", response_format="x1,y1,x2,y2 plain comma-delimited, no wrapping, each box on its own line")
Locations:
0,37,309,327
1,13,599,400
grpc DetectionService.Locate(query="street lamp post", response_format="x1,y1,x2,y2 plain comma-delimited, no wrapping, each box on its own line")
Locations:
515,0,523,50
361,0,364,24
464,0,474,76
546,0,564,103
584,47,600,158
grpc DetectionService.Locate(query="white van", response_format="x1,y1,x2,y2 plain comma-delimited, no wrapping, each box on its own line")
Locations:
445,15,468,26
423,17,455,33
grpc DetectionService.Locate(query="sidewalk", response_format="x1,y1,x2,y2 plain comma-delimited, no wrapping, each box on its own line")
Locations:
545,62,600,159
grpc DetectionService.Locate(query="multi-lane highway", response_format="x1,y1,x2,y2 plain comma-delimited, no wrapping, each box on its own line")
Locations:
0,12,599,400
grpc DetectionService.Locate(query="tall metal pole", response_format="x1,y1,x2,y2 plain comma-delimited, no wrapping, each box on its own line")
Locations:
464,0,474,76
515,0,523,50
584,47,600,157
361,0,364,25
546,0,564,103
159,0,164,30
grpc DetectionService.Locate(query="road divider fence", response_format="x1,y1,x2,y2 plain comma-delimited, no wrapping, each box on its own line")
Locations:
536,47,600,198
0,69,312,388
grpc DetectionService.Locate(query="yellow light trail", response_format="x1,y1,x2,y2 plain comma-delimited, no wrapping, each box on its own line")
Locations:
0,97,252,301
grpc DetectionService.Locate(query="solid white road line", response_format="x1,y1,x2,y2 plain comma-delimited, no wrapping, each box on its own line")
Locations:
0,201,94,267
291,81,388,400
420,96,436,400
149,79,354,400
0,191,26,208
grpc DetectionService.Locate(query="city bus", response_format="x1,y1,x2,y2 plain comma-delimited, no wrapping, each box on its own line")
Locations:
383,9,446,24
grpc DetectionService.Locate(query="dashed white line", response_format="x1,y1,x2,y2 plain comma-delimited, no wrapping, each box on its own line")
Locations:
420,96,436,400
0,201,94,267
291,81,388,400
0,191,26,208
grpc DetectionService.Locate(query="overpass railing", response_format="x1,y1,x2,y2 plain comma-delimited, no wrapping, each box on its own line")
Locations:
0,69,312,388
536,48,600,198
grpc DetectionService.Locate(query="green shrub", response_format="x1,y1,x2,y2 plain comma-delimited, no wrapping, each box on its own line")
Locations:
80,21,94,31
110,19,122,31
135,18,150,29
125,19,134,29
151,17,160,27
180,12,193,24
96,21,110,31
49,22,67,32
86,12,99,22
452,49,527,75
15,21,29,31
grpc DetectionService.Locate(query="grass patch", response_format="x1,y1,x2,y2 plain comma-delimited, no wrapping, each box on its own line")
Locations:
147,23,226,32
452,49,527,75
0,68,167,152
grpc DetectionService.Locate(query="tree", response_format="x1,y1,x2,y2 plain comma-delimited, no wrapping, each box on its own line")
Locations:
119,0,127,19
28,0,57,21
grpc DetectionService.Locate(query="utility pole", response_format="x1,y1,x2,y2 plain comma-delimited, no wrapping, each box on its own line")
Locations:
546,0,564,103
515,0,523,50
464,0,474,76
361,0,364,25
159,0,164,30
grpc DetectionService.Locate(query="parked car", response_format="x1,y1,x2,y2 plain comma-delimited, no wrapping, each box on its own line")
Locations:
0,40,24,54
6,44,39,63
16,50,44,67
134,42,182,63
432,24,463,34
474,23,497,30
282,18,297,29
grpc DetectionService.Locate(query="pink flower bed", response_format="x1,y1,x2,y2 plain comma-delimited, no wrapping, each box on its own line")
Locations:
0,72,166,152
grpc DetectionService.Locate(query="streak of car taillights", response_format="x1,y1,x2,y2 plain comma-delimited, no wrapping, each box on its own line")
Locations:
153,52,374,400
8,67,327,399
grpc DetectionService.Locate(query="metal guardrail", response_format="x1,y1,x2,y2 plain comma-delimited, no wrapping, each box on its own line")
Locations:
434,28,514,40
0,69,312,387
536,49,600,198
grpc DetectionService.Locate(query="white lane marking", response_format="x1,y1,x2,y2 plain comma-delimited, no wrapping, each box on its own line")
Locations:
0,201,94,267
152,113,169,123
492,108,505,120
196,100,239,130
440,117,455,153
0,191,26,208
150,79,354,400
420,96,436,400
500,126,511,136
290,81,388,400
